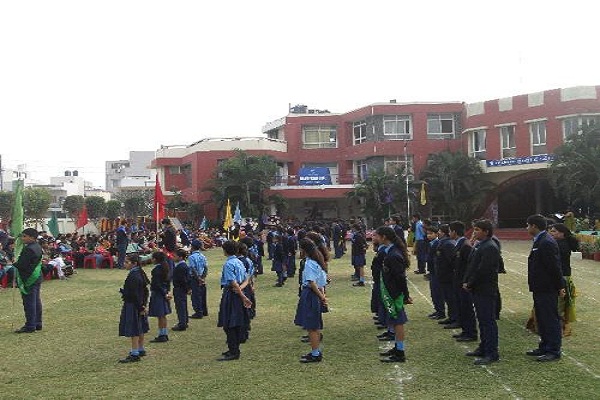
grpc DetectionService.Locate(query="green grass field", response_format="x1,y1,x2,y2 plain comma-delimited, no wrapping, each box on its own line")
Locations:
1,241,598,399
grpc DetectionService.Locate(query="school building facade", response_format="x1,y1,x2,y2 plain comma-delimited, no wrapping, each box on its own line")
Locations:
151,85,600,227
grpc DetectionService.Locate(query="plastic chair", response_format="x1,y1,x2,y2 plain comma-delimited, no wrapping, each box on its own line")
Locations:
83,256,98,269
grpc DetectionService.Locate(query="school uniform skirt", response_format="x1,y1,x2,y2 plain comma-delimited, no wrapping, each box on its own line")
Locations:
119,302,150,337
217,288,249,329
294,287,323,330
148,291,172,317
243,286,256,320
352,254,366,267
387,308,408,325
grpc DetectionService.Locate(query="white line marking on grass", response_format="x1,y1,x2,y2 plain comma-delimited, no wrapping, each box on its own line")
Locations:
407,279,433,307
387,365,413,400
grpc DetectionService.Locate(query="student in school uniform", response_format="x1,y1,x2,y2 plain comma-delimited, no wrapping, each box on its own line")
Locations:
217,240,252,361
375,226,413,363
271,234,286,287
171,249,191,331
351,224,368,287
237,241,255,342
284,228,298,278
148,251,172,343
118,254,150,363
188,240,208,319
295,237,328,363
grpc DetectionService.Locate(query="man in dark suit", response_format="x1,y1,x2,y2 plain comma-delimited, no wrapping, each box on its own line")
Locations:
13,228,43,333
525,214,565,362
463,219,500,365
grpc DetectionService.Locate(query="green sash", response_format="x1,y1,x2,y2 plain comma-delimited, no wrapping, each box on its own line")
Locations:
15,262,42,295
380,275,404,319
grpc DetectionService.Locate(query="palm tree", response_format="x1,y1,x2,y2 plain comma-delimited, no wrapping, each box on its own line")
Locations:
420,151,494,222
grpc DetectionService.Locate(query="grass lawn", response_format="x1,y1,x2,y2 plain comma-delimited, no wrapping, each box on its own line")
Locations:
0,241,598,399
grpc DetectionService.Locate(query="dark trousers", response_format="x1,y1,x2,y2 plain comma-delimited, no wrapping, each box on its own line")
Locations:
117,244,127,268
287,255,297,276
429,271,445,315
458,287,478,338
267,243,274,259
533,292,561,356
224,326,242,355
190,279,207,316
440,282,458,322
473,293,499,359
256,257,263,275
22,280,42,329
415,240,427,272
333,241,343,258
173,287,188,327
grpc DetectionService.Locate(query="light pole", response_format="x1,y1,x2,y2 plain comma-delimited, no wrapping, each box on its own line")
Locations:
404,140,410,218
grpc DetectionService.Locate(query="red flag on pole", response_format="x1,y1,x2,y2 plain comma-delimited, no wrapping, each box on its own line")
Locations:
153,174,166,222
76,205,89,229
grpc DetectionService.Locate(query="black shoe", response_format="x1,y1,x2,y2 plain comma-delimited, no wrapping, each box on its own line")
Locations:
172,325,187,331
274,283,283,287
14,326,36,334
378,333,395,341
466,349,484,357
221,350,231,356
352,281,365,287
118,354,141,363
300,353,322,363
381,349,406,363
138,350,147,357
218,353,240,361
376,331,392,339
375,324,387,330
456,336,478,342
190,313,204,319
36,326,43,331
432,314,446,320
372,316,379,321
379,348,395,357
438,319,453,325
526,349,544,356
350,276,359,281
536,353,561,362
413,270,425,275
427,312,438,318
452,332,465,338
423,273,431,281
150,335,169,343
474,356,499,365
443,323,461,329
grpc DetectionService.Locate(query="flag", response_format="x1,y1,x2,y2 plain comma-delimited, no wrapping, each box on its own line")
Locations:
223,199,233,231
153,174,166,222
200,216,208,230
48,211,59,237
233,202,242,225
10,180,24,259
420,182,427,206
76,205,89,229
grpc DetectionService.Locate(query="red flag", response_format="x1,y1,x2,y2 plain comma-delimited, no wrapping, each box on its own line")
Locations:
153,174,166,222
77,205,89,229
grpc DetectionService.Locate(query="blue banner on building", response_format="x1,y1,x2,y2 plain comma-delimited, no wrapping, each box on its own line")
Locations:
298,167,332,185
486,154,554,168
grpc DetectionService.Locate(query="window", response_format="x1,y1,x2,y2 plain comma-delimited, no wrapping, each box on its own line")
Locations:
168,166,182,174
302,125,338,149
468,130,486,159
500,126,516,158
353,121,367,145
384,156,413,177
529,121,547,155
354,160,368,182
383,115,412,139
563,115,600,140
427,113,455,137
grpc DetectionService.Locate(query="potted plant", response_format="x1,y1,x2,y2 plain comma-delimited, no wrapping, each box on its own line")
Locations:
579,242,595,259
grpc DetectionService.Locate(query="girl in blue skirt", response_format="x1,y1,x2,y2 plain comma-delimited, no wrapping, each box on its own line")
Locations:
295,238,328,363
148,251,172,343
118,254,150,363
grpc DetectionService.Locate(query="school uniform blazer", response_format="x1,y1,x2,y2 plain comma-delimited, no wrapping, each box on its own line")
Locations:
427,239,439,272
13,242,43,282
121,269,149,311
150,265,170,296
351,232,367,257
528,231,564,293
463,238,500,296
436,237,457,284
453,237,472,283
272,243,285,262
370,246,386,280
172,262,190,290
381,245,410,300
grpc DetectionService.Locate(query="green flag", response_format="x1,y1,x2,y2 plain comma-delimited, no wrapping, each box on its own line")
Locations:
10,180,24,259
48,211,59,237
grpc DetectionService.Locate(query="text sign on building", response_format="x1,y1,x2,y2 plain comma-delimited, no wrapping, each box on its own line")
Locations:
486,154,554,168
298,167,332,185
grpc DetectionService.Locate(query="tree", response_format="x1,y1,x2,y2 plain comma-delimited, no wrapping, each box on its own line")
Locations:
204,149,278,217
114,190,153,218
549,124,600,210
23,187,52,228
62,195,85,220
186,202,204,226
347,167,408,227
420,150,494,223
0,191,14,225
105,200,122,220
84,196,107,220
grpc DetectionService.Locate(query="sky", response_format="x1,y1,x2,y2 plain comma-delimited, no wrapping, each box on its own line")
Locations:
1,0,599,189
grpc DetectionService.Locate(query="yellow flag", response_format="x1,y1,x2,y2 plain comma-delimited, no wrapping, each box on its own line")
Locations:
420,183,427,206
223,199,233,231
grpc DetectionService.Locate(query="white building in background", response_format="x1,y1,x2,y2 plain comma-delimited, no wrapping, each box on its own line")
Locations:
105,151,156,193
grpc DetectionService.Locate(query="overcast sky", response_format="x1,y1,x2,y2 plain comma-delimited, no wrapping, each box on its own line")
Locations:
1,0,598,188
